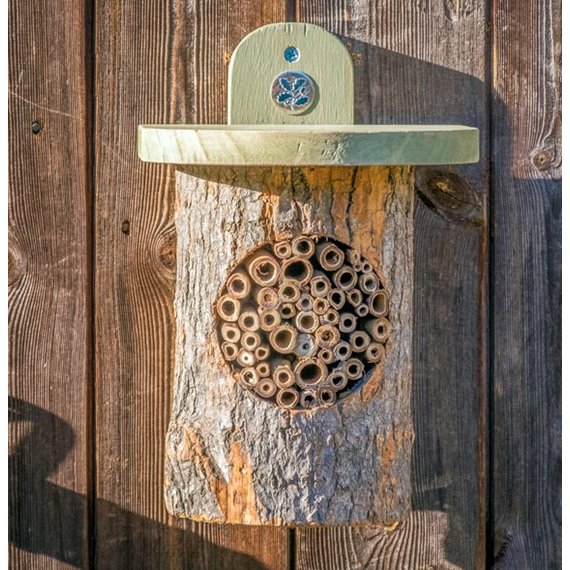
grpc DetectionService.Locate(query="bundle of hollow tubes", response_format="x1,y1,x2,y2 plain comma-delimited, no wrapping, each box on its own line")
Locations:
215,235,391,411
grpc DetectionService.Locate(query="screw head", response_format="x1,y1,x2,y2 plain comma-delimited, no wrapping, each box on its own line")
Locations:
270,70,316,115
284,46,300,62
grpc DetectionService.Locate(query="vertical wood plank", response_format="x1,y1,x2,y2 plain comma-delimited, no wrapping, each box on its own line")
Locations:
295,1,490,568
8,0,92,567
93,0,289,568
490,0,561,567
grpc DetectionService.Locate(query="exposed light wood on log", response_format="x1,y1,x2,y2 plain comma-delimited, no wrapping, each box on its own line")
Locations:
8,0,92,566
168,165,414,525
93,0,289,567
295,0,489,567
490,0,561,567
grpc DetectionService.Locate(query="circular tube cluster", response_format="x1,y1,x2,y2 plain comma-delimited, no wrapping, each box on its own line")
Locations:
215,235,391,411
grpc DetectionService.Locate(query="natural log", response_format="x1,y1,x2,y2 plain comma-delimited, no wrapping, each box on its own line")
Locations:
166,165,414,525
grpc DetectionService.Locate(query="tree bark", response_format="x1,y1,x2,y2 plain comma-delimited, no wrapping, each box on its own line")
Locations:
166,165,414,525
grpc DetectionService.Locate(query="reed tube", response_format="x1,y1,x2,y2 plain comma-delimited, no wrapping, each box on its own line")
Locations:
237,349,256,368
281,256,313,286
317,387,337,406
310,271,332,298
276,388,299,409
241,331,261,351
346,289,363,307
255,346,270,361
279,303,296,320
278,281,301,303
365,317,392,343
316,242,344,271
344,358,365,380
272,364,296,389
354,303,370,317
368,290,389,317
269,325,298,354
239,367,259,388
319,348,335,364
291,235,316,258
216,294,241,322
259,309,281,331
257,286,279,309
333,340,352,361
349,331,371,353
358,273,378,294
315,325,341,349
328,370,348,391
339,312,357,333
327,289,346,310
296,294,313,312
256,362,271,378
294,358,327,388
256,379,277,398
299,390,318,409
295,311,320,334
294,333,318,358
312,297,330,315
273,241,292,259
320,309,340,326
364,342,385,363
226,270,251,299
221,342,239,361
332,266,358,291
220,323,241,343
247,249,281,286
238,309,260,332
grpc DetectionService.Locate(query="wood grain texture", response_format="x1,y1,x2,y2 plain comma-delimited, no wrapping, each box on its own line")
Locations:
295,0,489,568
490,0,561,567
93,0,289,567
168,165,414,525
137,125,479,166
228,22,354,125
8,0,92,567
296,511,465,570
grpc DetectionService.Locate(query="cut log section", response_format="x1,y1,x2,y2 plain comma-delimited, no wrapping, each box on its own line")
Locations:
168,165,413,526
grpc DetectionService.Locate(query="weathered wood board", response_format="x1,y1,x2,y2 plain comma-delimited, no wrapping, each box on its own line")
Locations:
167,165,414,525
8,0,92,567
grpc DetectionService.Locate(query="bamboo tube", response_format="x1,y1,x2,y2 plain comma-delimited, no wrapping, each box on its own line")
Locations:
346,289,363,307
365,317,392,343
256,378,277,398
338,312,357,333
273,363,296,389
273,241,292,260
237,349,256,368
259,309,281,331
221,342,239,361
216,294,241,322
226,270,251,299
368,290,389,317
315,325,341,349
327,289,346,310
354,303,370,317
291,235,316,258
294,358,328,389
255,346,270,361
332,266,358,291
320,309,340,326
364,342,385,363
279,303,296,320
296,293,313,312
312,297,330,315
276,388,299,409
319,348,335,364
247,249,281,286
281,256,313,286
257,286,280,309
238,309,260,332
328,370,348,391
344,358,365,380
241,331,261,352
294,333,318,358
299,390,318,409
238,367,259,388
316,242,344,271
317,387,337,407
310,271,332,298
256,361,271,378
333,340,352,361
349,331,371,353
220,323,241,343
359,272,379,294
269,324,298,354
295,311,319,334
278,281,301,303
